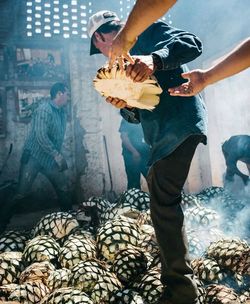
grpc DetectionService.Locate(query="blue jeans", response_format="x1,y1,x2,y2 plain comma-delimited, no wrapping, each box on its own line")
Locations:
17,155,71,208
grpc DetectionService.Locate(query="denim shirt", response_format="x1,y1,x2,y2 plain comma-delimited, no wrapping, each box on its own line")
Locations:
121,21,208,166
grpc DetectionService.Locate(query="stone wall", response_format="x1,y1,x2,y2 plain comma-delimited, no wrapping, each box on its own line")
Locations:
2,39,249,205
0,40,129,207
68,42,127,202
0,85,76,204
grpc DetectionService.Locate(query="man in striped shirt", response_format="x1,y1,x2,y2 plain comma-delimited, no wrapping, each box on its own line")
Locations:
0,83,72,233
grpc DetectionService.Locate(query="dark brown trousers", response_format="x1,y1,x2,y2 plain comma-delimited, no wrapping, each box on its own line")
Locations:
147,135,202,304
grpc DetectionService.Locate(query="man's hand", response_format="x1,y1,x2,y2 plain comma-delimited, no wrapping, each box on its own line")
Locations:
126,56,155,82
168,70,207,97
132,151,141,163
54,153,68,172
106,96,130,109
108,30,136,70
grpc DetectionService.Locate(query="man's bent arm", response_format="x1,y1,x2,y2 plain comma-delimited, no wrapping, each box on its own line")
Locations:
203,38,250,86
109,0,177,67
123,0,177,43
168,37,250,96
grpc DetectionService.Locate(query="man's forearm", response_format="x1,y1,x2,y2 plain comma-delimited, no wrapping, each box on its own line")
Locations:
121,133,139,155
122,0,177,42
204,38,250,86
168,37,250,97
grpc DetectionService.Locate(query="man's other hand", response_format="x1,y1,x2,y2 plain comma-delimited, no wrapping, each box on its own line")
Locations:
168,70,207,97
108,30,136,70
132,151,141,163
54,153,68,172
126,56,154,82
106,96,128,109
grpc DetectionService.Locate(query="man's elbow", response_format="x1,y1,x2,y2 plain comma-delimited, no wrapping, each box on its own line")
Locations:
242,38,250,67
186,38,203,62
163,0,177,6
191,36,203,60
195,45,203,58
243,37,250,46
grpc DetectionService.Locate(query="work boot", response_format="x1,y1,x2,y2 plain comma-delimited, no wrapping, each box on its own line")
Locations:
0,224,7,235
0,195,20,234
157,293,199,304
157,299,173,304
157,294,174,304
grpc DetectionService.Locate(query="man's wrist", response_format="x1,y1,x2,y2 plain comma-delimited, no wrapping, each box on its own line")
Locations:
152,53,163,71
203,69,214,86
53,151,60,159
122,26,136,44
54,152,63,162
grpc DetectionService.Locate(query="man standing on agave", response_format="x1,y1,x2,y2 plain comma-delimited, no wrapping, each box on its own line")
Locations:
88,11,207,304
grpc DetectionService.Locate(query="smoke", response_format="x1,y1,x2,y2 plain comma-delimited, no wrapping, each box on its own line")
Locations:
202,183,249,242
185,182,249,260
169,0,250,68
231,204,250,240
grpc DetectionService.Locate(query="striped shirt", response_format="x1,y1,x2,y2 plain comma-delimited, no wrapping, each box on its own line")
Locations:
23,100,67,170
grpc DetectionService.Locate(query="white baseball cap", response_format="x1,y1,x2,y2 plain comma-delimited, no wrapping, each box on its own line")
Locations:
87,10,120,55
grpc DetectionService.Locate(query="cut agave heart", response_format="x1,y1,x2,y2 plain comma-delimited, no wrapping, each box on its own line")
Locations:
93,63,163,110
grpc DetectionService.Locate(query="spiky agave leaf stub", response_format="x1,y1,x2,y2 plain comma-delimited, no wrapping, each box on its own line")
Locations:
33,212,79,240
94,63,162,110
0,231,29,253
0,252,23,285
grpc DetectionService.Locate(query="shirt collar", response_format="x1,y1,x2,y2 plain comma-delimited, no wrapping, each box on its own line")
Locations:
50,100,62,110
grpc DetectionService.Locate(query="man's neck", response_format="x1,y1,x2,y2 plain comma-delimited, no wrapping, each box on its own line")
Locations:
50,99,63,109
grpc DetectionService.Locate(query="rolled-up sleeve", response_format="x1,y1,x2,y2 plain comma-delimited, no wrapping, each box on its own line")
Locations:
120,108,141,124
137,22,203,70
